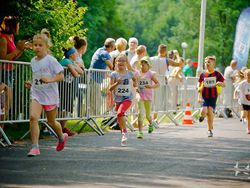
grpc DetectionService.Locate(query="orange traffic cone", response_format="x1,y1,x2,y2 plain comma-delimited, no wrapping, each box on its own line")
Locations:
182,102,193,125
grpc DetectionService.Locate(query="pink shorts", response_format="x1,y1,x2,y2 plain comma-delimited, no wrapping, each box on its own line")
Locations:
42,104,58,111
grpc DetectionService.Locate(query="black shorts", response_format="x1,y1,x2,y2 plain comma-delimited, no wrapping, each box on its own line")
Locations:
242,104,250,111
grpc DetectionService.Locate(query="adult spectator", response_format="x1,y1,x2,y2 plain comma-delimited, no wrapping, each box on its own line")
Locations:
223,59,237,117
59,47,83,136
125,37,138,62
0,16,29,87
182,58,193,77
110,37,127,69
89,38,115,115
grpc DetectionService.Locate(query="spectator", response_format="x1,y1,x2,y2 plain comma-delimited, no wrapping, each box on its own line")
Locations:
73,36,87,70
168,57,185,110
125,37,138,62
0,16,29,87
130,45,147,71
59,47,83,136
223,59,237,118
72,36,87,117
182,58,193,77
89,38,115,115
110,37,127,70
151,45,183,121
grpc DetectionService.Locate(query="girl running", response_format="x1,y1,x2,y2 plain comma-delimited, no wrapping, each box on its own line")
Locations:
135,57,159,139
25,33,67,156
109,54,137,146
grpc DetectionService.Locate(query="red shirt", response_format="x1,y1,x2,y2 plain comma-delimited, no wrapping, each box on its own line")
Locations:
199,70,224,99
0,33,16,71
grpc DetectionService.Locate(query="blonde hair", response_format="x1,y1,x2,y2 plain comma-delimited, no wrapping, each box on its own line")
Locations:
41,28,51,39
115,38,127,52
115,53,128,63
33,33,52,47
136,45,147,55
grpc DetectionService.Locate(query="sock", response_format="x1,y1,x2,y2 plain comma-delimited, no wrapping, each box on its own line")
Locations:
121,129,127,134
58,136,64,142
31,143,39,149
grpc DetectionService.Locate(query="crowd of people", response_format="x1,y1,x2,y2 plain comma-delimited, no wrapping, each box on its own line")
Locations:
1,16,250,157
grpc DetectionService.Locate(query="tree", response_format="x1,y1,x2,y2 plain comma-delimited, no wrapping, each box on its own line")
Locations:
18,0,87,61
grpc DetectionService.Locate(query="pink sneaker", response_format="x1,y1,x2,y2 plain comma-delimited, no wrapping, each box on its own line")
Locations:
27,148,40,157
56,133,68,152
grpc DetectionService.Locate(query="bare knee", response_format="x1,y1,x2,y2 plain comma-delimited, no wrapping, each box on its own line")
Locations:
30,115,39,124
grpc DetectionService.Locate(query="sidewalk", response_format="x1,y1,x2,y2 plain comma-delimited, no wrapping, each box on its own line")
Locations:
0,117,249,188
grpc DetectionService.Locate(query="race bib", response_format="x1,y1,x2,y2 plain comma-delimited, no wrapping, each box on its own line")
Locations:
32,74,49,90
138,78,150,88
204,77,216,88
115,85,130,96
244,86,250,101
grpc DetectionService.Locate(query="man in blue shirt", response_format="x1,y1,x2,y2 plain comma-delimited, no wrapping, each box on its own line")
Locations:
89,38,115,116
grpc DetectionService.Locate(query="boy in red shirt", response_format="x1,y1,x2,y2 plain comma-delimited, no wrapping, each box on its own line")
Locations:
198,56,225,137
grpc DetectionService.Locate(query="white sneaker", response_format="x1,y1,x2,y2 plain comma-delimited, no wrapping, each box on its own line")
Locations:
121,134,127,147
207,130,213,137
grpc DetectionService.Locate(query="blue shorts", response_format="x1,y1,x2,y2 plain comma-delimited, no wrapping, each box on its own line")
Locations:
202,98,217,110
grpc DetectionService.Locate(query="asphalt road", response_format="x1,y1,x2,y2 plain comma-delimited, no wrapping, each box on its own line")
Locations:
0,117,250,188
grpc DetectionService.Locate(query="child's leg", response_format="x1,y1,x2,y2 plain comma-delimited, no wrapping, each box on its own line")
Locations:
138,100,145,132
45,107,64,140
144,100,152,124
247,110,250,133
116,100,132,133
29,100,43,145
207,107,214,131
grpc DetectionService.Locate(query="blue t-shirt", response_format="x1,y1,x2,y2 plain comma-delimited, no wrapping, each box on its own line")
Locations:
110,71,134,103
90,47,111,70
90,47,111,83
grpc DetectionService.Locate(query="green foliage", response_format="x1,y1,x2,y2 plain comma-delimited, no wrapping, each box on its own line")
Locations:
18,0,87,61
117,0,250,67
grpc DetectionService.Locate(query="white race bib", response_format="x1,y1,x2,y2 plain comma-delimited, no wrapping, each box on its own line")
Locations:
204,77,216,88
115,85,130,96
138,78,150,88
32,74,49,90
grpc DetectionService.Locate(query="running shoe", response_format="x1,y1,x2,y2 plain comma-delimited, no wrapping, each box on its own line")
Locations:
137,132,144,139
148,125,154,134
121,134,127,147
56,133,68,152
207,130,213,137
27,148,40,157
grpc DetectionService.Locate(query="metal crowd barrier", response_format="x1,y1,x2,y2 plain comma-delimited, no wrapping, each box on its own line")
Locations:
0,59,241,146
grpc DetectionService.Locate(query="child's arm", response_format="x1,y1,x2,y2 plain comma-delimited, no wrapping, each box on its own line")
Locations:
41,72,64,83
109,77,122,92
145,74,160,89
216,81,225,87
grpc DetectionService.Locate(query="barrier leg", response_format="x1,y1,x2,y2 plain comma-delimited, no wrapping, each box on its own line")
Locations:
0,127,11,146
166,112,179,126
89,118,105,135
125,116,135,132
78,119,102,136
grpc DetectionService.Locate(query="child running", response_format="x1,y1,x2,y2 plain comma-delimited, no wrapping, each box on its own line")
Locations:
235,69,250,134
109,54,137,146
135,56,159,139
198,56,225,137
25,33,67,156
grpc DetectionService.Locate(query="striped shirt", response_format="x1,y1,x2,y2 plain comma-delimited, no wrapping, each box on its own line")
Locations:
199,70,224,99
